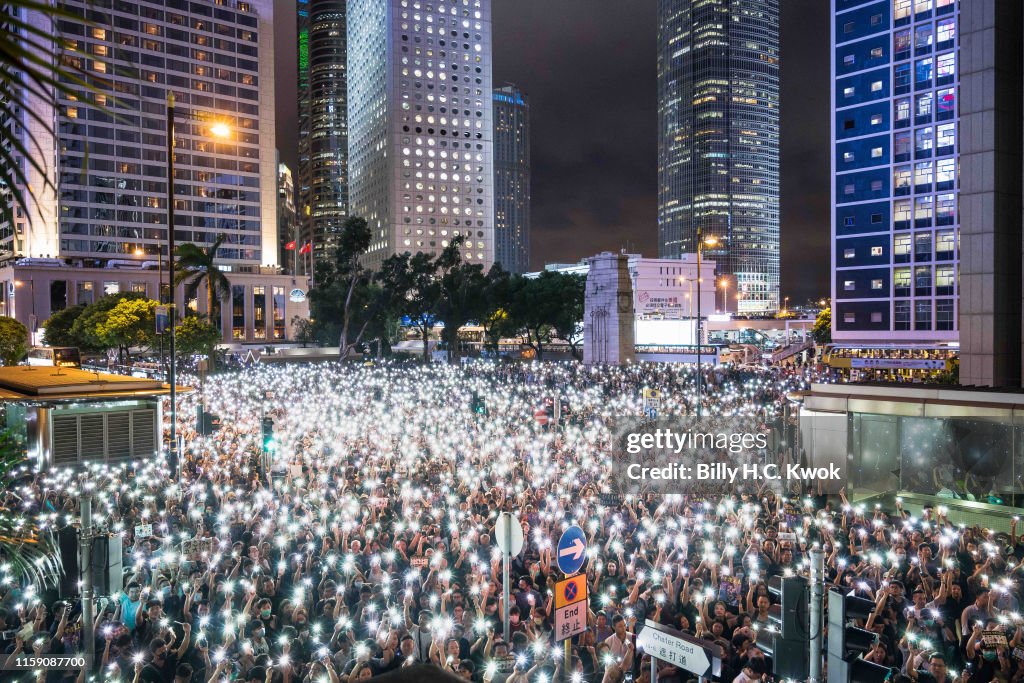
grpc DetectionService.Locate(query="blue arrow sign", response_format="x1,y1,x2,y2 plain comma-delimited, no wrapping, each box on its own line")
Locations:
556,525,588,575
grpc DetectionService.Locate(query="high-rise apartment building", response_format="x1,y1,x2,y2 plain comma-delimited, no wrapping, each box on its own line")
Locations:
347,0,495,269
831,0,959,343
492,85,529,274
657,0,781,315
296,0,347,271
8,0,278,268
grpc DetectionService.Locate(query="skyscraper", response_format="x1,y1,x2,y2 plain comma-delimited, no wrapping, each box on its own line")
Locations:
347,0,495,269
831,0,959,344
7,0,279,267
657,0,780,315
492,85,530,274
278,161,299,273
296,0,347,272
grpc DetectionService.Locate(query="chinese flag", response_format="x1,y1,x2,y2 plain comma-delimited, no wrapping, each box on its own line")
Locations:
285,240,296,250
299,242,312,254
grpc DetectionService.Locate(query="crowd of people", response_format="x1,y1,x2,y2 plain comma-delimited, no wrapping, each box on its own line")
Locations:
0,361,1019,683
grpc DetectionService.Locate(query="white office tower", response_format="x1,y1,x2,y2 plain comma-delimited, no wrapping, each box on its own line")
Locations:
348,0,495,268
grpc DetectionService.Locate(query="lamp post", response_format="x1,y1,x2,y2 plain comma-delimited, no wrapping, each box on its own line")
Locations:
167,92,179,477
165,93,230,477
695,234,718,417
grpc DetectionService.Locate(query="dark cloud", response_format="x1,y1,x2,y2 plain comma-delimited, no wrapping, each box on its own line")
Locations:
276,0,829,300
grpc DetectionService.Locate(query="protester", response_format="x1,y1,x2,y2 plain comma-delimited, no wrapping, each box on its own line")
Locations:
0,361,1014,683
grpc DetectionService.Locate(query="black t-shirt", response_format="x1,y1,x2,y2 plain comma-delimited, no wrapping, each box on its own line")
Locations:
139,651,179,683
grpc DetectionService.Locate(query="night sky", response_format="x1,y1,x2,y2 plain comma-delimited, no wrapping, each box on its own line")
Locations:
274,0,830,301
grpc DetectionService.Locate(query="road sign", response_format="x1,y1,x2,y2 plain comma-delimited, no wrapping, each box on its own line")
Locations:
495,512,523,557
534,408,549,426
554,574,588,610
555,600,587,642
636,620,723,679
556,525,587,575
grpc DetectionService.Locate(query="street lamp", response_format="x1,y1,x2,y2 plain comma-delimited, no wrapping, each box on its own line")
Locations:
165,92,230,477
695,233,719,417
718,278,730,313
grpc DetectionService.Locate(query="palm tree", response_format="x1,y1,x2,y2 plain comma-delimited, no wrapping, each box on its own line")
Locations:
0,430,60,589
174,233,232,325
0,2,102,232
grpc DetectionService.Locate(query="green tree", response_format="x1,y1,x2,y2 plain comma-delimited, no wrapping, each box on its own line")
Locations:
92,297,157,365
548,273,586,360
42,304,87,349
812,307,832,345
505,271,581,361
433,237,487,362
479,265,513,355
0,430,60,589
308,216,404,357
291,316,317,348
379,250,440,363
174,315,220,362
0,317,28,365
174,234,232,325
71,293,145,357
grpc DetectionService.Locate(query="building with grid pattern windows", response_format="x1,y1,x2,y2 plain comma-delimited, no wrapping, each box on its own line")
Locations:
348,0,495,269
296,0,347,273
832,0,959,343
7,0,278,268
492,85,529,274
657,0,780,315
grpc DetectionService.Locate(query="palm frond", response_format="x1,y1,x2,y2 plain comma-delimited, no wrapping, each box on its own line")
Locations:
0,0,109,230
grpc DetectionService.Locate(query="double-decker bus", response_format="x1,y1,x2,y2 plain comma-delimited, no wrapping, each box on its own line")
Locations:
821,343,958,381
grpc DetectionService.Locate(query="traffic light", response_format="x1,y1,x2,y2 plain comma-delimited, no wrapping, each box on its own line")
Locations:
827,589,892,683
755,575,810,680
261,416,275,452
470,391,486,414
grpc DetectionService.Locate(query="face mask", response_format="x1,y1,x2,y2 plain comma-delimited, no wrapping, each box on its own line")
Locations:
261,609,271,618
984,650,998,661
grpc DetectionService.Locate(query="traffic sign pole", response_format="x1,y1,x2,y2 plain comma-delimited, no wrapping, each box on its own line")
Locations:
809,548,825,683
503,513,511,642
564,637,570,681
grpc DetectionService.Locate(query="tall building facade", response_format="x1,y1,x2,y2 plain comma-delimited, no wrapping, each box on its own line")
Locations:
348,0,495,269
957,0,1022,386
657,0,780,315
278,161,299,273
492,85,530,274
8,0,278,268
831,0,960,343
296,0,347,271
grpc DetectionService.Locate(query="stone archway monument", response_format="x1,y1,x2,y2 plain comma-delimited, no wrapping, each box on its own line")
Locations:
584,252,635,365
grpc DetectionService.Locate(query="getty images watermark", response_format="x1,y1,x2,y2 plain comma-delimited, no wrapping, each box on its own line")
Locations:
608,415,847,496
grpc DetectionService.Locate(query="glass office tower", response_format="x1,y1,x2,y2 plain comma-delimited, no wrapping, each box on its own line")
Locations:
492,85,530,274
657,0,781,315
296,0,347,271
